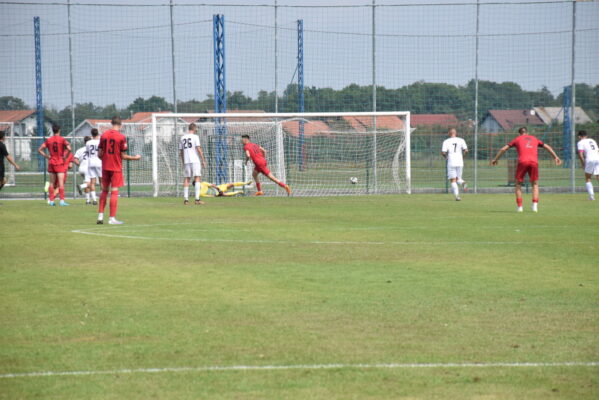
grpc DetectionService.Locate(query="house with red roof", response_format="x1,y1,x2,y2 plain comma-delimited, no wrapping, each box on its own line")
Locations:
481,109,545,133
341,115,405,132
0,110,53,160
410,114,459,129
281,120,331,137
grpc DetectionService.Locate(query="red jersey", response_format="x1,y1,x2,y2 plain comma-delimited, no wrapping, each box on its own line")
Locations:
44,135,70,165
508,134,544,164
99,129,128,172
244,142,266,165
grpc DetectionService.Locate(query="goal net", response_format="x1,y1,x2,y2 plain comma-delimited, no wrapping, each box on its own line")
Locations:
142,111,411,197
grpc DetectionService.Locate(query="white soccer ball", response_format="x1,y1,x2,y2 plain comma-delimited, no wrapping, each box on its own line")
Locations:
350,176,358,184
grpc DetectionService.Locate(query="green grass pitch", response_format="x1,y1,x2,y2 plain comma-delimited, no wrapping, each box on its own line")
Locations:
0,194,597,399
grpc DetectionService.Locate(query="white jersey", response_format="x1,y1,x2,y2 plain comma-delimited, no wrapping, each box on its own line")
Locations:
86,138,102,168
442,137,468,167
179,133,201,164
74,146,88,171
577,138,599,162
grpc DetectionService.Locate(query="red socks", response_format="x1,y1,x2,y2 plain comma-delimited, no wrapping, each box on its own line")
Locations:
48,184,55,201
516,198,523,207
532,198,539,203
99,190,108,212
109,190,119,218
277,181,286,188
58,187,65,200
256,182,262,191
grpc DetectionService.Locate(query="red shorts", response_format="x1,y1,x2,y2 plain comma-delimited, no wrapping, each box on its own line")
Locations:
515,161,539,183
101,170,124,188
48,163,67,174
254,163,270,176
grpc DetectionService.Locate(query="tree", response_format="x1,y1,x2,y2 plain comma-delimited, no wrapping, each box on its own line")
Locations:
127,96,172,114
0,96,29,110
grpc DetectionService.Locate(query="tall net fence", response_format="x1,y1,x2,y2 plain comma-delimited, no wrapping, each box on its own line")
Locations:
0,0,598,198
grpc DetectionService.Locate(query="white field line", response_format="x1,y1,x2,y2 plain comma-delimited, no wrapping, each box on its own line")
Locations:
71,229,540,246
2,361,597,379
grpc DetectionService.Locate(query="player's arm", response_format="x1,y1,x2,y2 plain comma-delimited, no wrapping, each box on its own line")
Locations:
72,157,81,166
244,149,251,164
260,146,267,157
441,151,447,159
63,143,72,163
491,145,510,166
6,154,20,170
577,150,585,168
541,143,562,166
196,145,206,167
37,142,50,160
122,152,141,161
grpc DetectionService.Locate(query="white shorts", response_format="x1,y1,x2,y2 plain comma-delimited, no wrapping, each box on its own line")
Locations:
88,165,102,179
447,166,463,180
584,159,599,176
184,162,202,178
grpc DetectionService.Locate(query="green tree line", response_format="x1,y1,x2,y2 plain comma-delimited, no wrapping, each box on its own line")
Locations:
1,81,597,134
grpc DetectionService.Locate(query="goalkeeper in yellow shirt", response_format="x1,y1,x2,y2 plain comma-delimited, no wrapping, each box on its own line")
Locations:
197,180,251,197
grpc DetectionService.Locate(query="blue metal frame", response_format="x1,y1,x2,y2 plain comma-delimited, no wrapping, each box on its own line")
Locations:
213,14,228,183
562,85,572,168
34,16,45,173
297,19,305,171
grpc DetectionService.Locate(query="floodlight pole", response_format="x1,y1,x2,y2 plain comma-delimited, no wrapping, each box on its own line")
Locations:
297,19,305,171
170,0,179,195
67,0,77,197
213,14,228,184
473,0,480,193
372,0,378,193
34,17,45,177
570,0,576,193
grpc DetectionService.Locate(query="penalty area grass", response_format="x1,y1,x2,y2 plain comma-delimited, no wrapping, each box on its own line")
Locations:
0,194,597,399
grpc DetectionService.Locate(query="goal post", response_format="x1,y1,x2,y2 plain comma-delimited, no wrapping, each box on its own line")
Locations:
150,111,411,197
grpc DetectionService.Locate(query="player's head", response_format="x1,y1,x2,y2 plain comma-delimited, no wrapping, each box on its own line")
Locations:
52,124,61,135
448,128,457,137
578,130,588,138
83,135,91,143
518,127,528,135
91,128,99,137
241,134,250,144
0,130,4,141
188,123,197,133
111,116,122,128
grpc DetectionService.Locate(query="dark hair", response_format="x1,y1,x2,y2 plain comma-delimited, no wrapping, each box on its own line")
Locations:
0,130,5,140
518,127,528,134
83,135,91,143
52,124,61,134
241,134,250,139
111,116,122,126
578,130,588,137
188,123,197,131
91,128,99,137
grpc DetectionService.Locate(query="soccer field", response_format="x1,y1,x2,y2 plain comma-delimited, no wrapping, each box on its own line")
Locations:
1,194,597,399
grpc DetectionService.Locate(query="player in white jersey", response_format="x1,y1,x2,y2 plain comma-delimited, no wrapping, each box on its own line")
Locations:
577,130,599,201
85,128,102,205
179,123,206,205
441,128,468,201
73,136,92,204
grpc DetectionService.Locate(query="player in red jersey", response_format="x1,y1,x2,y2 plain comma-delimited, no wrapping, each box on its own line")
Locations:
491,127,561,212
37,124,71,206
96,116,141,225
241,134,291,196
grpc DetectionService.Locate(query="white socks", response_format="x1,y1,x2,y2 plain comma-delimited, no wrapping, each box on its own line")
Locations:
183,186,189,200
98,212,104,221
91,191,97,201
195,183,201,200
586,182,594,199
85,192,91,202
451,182,459,198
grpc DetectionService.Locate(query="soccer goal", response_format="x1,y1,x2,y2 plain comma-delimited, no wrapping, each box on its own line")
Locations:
148,111,411,197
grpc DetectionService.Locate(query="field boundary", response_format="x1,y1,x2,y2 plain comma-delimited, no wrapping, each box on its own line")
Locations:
2,362,597,379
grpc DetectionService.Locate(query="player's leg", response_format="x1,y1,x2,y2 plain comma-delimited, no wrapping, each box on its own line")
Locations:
529,164,539,212
515,182,523,212
89,170,99,204
107,171,125,224
48,172,57,204
194,176,204,205
183,177,190,204
264,172,291,195
97,172,110,224
0,176,5,191
448,167,460,200
585,172,594,200
56,172,68,205
457,167,468,191
253,169,263,195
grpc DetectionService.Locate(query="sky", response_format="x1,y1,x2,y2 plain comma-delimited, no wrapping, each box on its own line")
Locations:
0,0,597,110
